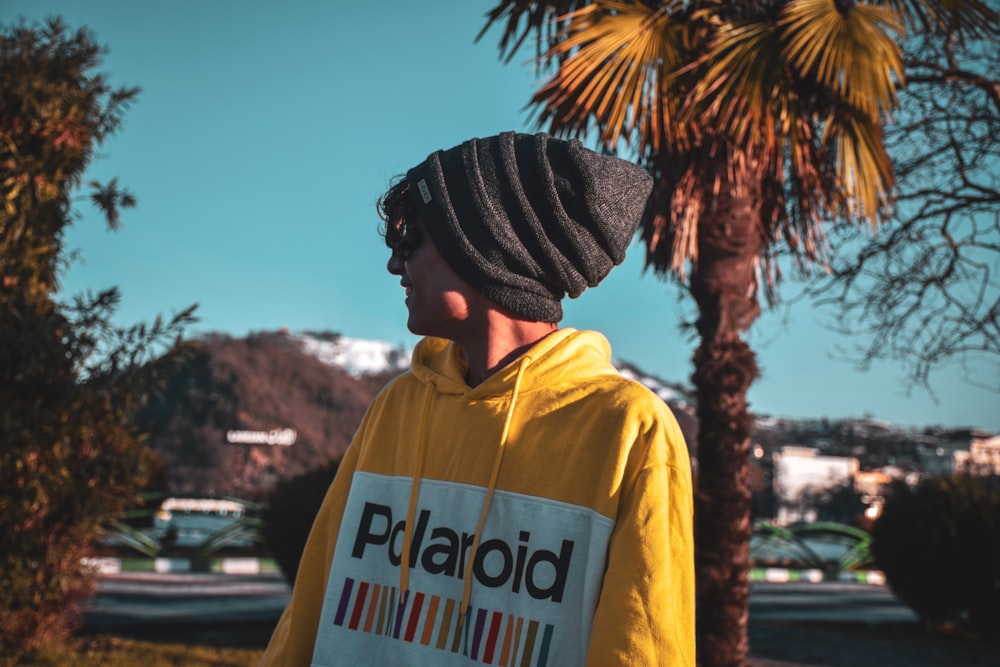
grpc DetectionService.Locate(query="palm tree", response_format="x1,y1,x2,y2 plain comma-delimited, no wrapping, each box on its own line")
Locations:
478,1,997,665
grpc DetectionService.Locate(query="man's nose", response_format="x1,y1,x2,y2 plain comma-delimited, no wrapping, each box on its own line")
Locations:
387,254,404,275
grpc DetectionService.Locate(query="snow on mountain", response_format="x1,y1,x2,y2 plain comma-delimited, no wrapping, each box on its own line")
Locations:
295,332,411,377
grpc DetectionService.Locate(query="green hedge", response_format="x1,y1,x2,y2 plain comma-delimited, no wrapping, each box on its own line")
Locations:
0,19,194,655
871,474,1000,635
261,460,341,585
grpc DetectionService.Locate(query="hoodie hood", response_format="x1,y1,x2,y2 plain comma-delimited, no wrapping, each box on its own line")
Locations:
409,328,617,400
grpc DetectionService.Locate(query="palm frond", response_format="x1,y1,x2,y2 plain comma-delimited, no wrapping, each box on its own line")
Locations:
781,0,905,121
878,0,999,37
478,0,588,63
773,113,848,264
688,20,791,150
668,167,702,275
530,1,687,152
822,104,895,226
683,14,840,271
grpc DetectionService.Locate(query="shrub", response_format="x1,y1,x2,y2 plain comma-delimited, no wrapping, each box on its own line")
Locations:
262,459,341,584
871,474,1000,635
0,19,194,654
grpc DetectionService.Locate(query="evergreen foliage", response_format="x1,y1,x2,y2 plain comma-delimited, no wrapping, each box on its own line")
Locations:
872,475,1000,635
0,19,194,653
262,459,341,585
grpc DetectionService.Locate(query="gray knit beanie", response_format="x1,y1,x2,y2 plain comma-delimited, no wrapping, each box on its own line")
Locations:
405,132,652,322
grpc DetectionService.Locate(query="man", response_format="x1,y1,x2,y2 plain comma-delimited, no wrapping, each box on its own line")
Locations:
260,132,694,666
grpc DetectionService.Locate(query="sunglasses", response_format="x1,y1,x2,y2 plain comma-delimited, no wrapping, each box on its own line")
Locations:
391,222,425,261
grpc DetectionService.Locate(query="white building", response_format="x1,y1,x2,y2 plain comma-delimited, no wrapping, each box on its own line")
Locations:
954,433,1000,475
154,497,250,549
772,446,859,525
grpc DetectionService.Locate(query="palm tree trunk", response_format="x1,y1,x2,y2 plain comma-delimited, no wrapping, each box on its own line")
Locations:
690,154,762,667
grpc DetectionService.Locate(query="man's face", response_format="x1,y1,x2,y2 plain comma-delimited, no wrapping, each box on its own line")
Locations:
386,223,482,340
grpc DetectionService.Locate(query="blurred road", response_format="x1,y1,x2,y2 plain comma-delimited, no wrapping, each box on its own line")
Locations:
83,573,916,627
81,574,998,666
749,581,918,624
81,571,291,628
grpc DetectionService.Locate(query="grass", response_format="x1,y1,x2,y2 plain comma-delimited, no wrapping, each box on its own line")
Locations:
1,636,264,667
2,619,275,667
6,620,998,667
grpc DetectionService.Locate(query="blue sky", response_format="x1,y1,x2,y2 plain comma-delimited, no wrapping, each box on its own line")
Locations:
8,0,997,432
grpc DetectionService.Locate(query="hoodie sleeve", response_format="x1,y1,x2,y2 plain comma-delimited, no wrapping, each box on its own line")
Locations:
585,416,695,666
258,439,361,667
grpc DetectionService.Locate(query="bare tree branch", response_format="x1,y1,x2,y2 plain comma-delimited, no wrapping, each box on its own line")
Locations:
814,27,1000,393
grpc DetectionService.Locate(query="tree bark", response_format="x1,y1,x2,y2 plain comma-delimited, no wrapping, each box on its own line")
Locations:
691,156,763,667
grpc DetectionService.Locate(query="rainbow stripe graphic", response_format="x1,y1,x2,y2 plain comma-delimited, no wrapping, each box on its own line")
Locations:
331,577,556,666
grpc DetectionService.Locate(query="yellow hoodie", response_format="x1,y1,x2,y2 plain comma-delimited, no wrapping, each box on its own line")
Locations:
260,329,694,666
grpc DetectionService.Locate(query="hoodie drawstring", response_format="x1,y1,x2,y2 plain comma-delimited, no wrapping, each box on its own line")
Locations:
460,356,531,618
398,357,531,621
399,379,435,597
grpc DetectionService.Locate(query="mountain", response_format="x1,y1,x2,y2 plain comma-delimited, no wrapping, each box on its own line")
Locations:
135,331,402,500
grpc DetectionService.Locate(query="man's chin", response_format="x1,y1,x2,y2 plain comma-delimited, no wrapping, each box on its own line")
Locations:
405,317,425,336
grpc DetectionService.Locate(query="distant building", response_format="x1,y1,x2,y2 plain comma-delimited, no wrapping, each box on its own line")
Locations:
772,446,859,525
954,432,1000,475
154,497,250,549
